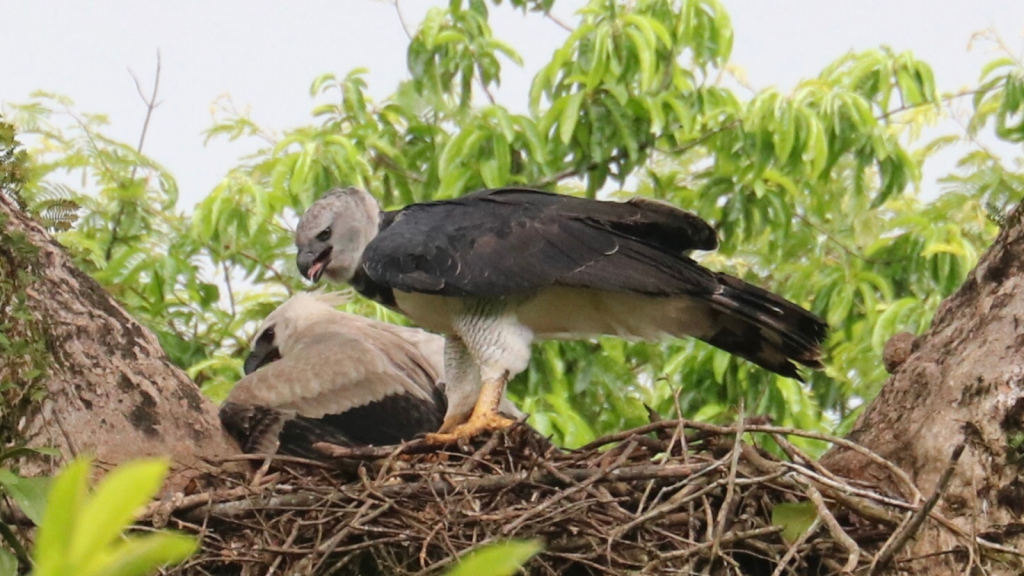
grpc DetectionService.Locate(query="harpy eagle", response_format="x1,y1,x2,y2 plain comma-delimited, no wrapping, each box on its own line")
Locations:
295,187,828,442
219,292,447,459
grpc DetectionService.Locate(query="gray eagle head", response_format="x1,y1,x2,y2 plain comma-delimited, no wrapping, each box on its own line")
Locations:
295,187,380,284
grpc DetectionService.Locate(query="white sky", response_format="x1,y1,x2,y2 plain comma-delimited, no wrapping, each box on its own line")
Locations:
2,0,1023,209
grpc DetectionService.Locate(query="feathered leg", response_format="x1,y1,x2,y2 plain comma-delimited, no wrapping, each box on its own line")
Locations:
427,374,516,443
427,303,532,443
435,336,482,434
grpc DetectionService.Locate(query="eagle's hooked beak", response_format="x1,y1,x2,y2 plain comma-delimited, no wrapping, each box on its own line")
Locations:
244,339,282,374
297,247,332,283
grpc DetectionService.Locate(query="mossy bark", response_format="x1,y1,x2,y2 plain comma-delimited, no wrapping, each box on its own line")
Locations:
0,194,239,487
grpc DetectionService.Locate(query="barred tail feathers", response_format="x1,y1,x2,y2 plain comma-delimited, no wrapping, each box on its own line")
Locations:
698,274,827,380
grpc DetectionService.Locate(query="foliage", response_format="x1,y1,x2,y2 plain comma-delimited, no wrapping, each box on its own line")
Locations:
29,457,196,576
0,128,50,445
0,247,49,445
771,501,818,544
0,118,28,207
6,0,1024,450
0,447,56,573
442,540,542,576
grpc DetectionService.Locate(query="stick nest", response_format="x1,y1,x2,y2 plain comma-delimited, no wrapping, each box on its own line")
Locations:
150,418,974,576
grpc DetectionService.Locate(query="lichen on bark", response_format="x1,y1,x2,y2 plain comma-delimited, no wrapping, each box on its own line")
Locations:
0,215,50,444
0,120,48,446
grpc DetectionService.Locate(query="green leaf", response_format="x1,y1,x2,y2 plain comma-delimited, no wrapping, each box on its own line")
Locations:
772,103,795,162
0,521,28,571
895,68,923,105
309,73,337,96
712,350,731,383
979,56,1017,81
439,127,481,178
69,458,170,565
871,298,919,352
626,28,655,92
802,116,828,178
0,447,60,464
586,25,610,90
33,458,92,576
0,473,51,525
197,283,220,308
82,534,197,576
0,548,16,576
559,92,586,145
481,132,511,188
433,30,467,46
827,284,856,327
443,540,542,576
771,501,818,543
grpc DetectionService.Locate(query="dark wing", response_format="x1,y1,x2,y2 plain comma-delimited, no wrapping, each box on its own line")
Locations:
362,188,721,298
219,402,288,454
700,274,828,377
219,402,361,461
316,386,446,446
219,399,444,460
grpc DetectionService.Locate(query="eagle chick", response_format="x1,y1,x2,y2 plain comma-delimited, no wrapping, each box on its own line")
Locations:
219,292,448,459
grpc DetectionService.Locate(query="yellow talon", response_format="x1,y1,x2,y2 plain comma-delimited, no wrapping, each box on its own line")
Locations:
424,411,516,445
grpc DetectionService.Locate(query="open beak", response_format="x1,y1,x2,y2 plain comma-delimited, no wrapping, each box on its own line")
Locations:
298,247,332,282
308,258,326,282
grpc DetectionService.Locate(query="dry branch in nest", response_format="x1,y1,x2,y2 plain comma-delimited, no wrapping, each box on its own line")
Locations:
147,419,990,576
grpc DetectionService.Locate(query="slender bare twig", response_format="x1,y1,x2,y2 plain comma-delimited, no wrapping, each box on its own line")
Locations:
535,121,737,189
502,440,637,536
127,51,162,178
802,480,861,572
770,517,821,576
106,51,162,262
545,11,574,33
869,443,965,575
711,408,744,557
263,520,301,576
237,251,295,295
643,526,785,570
392,0,414,41
792,211,892,266
876,88,984,121
222,260,237,318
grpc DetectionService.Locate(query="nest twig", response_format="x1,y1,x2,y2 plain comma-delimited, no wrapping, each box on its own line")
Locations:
147,419,990,576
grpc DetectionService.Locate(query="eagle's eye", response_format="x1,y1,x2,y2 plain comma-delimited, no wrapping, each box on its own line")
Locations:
316,227,332,242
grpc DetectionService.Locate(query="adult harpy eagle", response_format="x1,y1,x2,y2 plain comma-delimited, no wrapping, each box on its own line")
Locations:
219,292,447,459
295,187,827,442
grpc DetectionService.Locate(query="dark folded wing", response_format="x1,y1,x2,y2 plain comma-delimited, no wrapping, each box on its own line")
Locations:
220,391,445,456
219,402,361,461
363,188,721,298
316,386,446,446
219,402,290,454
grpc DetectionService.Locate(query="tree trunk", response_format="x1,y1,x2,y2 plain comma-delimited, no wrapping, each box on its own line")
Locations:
822,206,1024,574
0,194,239,487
